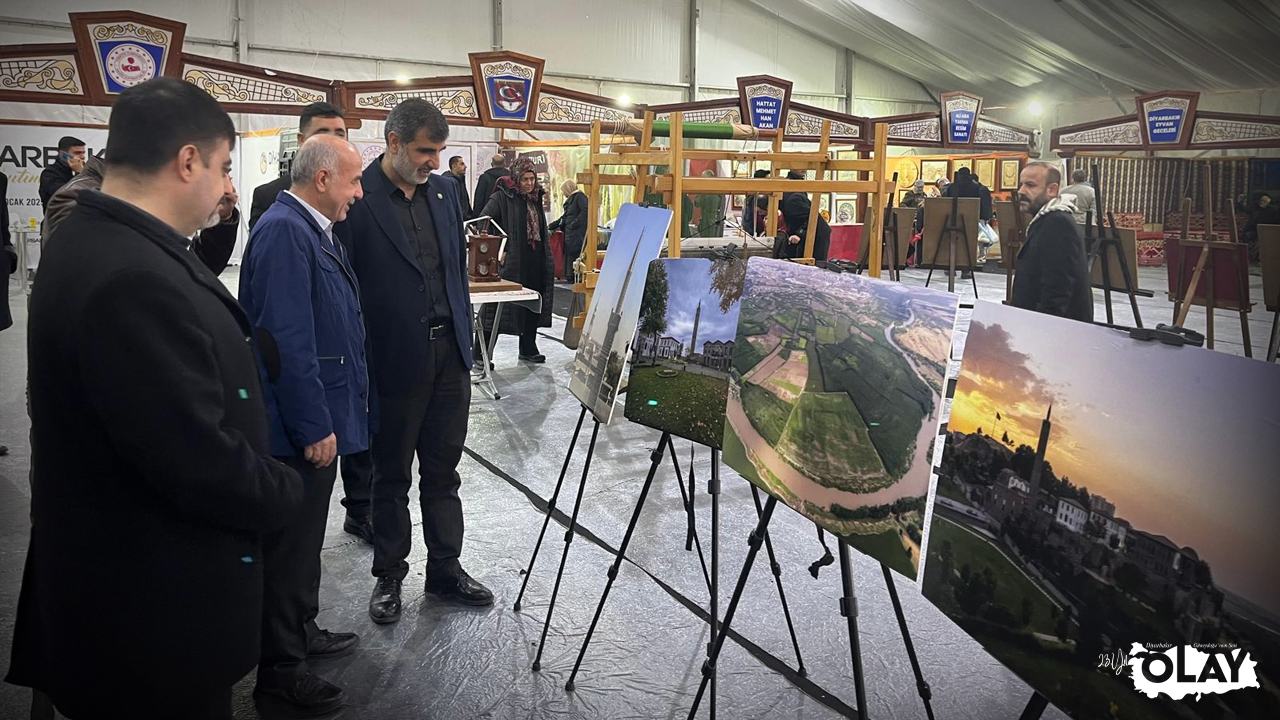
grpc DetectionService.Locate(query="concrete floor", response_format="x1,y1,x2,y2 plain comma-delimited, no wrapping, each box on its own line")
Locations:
1,261,1273,719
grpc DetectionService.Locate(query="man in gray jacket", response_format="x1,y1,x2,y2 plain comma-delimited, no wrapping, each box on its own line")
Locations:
1060,168,1097,225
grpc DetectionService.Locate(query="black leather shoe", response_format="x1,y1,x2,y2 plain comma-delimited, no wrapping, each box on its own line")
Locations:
307,629,359,661
518,353,546,364
368,577,402,624
425,570,494,607
253,672,344,717
342,514,374,544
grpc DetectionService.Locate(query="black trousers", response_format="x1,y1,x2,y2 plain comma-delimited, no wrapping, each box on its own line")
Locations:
53,687,232,720
371,334,470,582
339,448,373,518
519,311,540,355
258,455,338,688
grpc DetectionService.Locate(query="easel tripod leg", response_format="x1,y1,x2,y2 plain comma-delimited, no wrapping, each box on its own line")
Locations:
1112,238,1143,327
515,405,588,612
565,433,670,690
1018,692,1049,720
838,541,870,720
1267,310,1280,363
532,418,602,672
880,564,935,719
1099,247,1115,325
684,496,778,720
751,485,806,677
708,450,720,720
669,440,711,590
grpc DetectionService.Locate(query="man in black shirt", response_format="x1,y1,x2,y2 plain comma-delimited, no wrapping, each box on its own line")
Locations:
335,99,493,624
472,153,510,217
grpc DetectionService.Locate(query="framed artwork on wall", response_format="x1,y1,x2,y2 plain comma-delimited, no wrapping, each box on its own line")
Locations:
951,158,973,176
921,160,949,187
974,158,997,188
1000,158,1021,190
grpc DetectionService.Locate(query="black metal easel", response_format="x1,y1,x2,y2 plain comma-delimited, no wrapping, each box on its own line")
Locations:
856,172,902,281
563,439,809,714
924,194,980,296
516,405,715,672
685,492,935,720
1082,164,1144,327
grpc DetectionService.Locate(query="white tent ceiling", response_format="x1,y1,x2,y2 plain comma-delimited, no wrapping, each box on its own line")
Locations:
745,0,1280,106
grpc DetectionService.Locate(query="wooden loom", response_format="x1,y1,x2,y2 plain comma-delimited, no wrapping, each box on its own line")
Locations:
565,111,894,331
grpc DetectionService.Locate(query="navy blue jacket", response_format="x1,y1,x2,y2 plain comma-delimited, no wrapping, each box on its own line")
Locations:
335,159,473,395
240,192,370,457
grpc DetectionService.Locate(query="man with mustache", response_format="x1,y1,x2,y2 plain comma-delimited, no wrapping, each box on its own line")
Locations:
239,134,369,715
1009,161,1094,323
336,99,493,625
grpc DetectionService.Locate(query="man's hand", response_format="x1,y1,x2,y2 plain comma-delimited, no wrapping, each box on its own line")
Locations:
788,234,801,245
69,156,85,174
304,433,337,468
217,185,240,223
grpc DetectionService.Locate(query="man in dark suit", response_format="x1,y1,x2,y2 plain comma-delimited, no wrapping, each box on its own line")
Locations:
1010,162,1094,323
7,77,303,719
336,98,493,624
249,102,348,231
446,154,472,221
240,135,368,715
249,101,377,547
471,153,510,218
1,170,13,336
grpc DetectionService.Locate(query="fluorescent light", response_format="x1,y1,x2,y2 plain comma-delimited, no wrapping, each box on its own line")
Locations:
617,94,632,107
1028,100,1044,116
395,75,410,85
263,69,278,76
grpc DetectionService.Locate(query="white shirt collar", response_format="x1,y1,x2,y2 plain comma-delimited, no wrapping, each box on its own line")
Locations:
285,190,333,240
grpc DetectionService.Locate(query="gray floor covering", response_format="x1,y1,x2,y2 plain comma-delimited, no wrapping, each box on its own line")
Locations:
1,261,1272,719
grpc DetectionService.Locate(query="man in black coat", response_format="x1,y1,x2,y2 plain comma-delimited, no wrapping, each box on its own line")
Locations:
335,98,493,624
249,101,348,231
1,170,13,335
7,78,304,719
471,153,510,218
1010,162,1094,323
447,154,473,221
550,179,589,279
37,135,85,210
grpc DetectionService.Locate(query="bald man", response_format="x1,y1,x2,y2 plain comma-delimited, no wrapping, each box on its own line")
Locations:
472,152,511,217
550,179,589,279
239,134,368,714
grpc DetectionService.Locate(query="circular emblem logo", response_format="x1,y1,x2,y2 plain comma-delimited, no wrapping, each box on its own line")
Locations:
106,44,156,88
360,144,383,168
259,153,269,175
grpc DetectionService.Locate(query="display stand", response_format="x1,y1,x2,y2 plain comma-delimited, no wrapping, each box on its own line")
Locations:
563,444,808,716
684,492,935,720
1082,165,1144,328
1259,225,1280,362
515,408,714,674
923,195,980,296
856,172,902,281
1170,176,1254,356
993,199,1026,304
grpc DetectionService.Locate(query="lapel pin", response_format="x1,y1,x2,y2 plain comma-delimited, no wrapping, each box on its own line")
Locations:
436,192,443,200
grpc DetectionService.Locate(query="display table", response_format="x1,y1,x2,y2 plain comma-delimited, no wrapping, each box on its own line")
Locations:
828,224,863,261
469,285,542,400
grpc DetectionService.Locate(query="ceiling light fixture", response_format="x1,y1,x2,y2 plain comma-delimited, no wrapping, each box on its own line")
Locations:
1028,100,1044,116
617,94,633,107
395,74,410,85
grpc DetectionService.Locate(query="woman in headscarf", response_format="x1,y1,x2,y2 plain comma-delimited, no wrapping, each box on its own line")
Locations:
479,157,554,363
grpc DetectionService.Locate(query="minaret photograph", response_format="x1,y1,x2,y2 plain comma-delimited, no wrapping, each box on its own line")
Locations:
687,300,702,360
1028,402,1052,496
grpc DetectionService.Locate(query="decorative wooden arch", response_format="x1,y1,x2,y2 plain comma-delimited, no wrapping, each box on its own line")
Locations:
1051,90,1280,155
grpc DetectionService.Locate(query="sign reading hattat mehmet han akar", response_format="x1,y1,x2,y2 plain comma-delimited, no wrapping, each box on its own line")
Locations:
737,75,793,132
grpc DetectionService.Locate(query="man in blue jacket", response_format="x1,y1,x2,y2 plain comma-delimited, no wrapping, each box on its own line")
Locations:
239,135,368,716
336,98,493,624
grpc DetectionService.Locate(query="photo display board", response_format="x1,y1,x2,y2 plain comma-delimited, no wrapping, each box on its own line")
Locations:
722,258,959,578
623,258,745,449
921,300,1280,719
568,204,672,423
